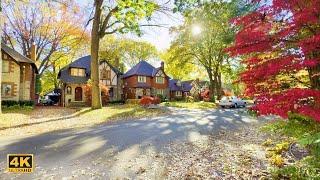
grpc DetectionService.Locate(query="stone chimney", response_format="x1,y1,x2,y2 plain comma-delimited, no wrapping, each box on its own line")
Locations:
160,61,164,70
30,43,37,61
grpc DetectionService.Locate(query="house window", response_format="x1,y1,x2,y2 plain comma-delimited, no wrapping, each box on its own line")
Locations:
2,60,9,73
176,91,182,96
156,89,164,95
70,68,85,77
101,68,111,79
176,81,181,86
138,76,146,83
1,83,12,97
66,86,72,94
156,77,164,84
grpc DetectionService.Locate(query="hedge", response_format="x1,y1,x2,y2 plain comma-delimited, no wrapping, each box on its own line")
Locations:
2,100,34,107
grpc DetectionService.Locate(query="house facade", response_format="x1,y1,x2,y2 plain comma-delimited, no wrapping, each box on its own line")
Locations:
1,43,38,102
122,61,170,99
58,55,122,106
169,79,192,100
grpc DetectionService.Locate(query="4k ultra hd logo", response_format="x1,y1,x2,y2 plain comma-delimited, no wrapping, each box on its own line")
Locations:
7,154,34,173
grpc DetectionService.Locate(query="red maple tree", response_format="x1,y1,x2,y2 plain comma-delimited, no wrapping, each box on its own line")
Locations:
227,0,320,122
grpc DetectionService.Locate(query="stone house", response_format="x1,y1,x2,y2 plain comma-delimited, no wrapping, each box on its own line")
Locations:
1,43,38,102
58,55,122,106
169,79,192,100
122,60,170,99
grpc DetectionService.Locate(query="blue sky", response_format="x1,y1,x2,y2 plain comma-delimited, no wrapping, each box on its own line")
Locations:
77,0,183,51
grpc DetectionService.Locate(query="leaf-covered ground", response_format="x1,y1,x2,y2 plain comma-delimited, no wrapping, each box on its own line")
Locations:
163,123,273,179
0,104,167,136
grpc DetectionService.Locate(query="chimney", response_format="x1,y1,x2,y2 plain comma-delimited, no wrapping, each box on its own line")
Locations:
30,43,37,61
160,61,164,70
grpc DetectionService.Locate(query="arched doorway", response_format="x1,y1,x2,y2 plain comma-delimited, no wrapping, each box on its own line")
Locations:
75,87,82,101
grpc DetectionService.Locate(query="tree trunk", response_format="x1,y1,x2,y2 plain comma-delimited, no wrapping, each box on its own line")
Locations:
90,0,103,109
207,69,215,102
215,72,222,100
309,64,320,90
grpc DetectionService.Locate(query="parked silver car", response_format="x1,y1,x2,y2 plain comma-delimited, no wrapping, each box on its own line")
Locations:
219,96,246,108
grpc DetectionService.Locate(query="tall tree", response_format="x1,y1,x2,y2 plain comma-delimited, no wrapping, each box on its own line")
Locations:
167,1,237,101
227,0,320,121
2,0,87,75
100,36,158,70
90,0,158,109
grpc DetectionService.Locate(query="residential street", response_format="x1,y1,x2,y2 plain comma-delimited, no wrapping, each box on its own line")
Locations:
0,107,267,179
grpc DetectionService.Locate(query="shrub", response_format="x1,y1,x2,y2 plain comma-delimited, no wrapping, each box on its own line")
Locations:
139,96,161,106
108,100,125,104
84,83,109,106
2,100,34,107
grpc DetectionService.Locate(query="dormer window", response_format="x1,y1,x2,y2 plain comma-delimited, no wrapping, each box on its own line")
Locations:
70,68,85,77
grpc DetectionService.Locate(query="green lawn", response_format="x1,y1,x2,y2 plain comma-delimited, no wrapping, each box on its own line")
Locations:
162,101,217,109
0,104,166,136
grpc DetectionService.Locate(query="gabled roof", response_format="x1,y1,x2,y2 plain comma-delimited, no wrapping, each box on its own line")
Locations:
1,43,38,73
169,79,192,92
123,60,158,78
182,81,192,91
58,55,122,84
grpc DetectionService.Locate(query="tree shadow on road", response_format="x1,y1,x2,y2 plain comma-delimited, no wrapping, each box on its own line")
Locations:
0,108,262,178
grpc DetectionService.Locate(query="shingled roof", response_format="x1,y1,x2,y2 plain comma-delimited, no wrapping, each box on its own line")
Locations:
123,60,159,78
169,79,192,92
58,55,122,84
1,43,38,73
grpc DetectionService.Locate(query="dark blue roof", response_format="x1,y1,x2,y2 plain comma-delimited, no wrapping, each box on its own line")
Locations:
169,79,192,92
182,81,192,91
58,55,122,84
123,60,157,78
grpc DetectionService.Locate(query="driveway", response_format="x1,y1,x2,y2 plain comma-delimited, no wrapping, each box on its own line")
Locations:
0,107,262,179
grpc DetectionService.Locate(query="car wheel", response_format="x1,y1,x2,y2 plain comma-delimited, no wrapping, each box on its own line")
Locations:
234,103,237,108
221,105,225,108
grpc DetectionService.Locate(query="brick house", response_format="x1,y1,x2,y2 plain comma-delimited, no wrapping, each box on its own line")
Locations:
1,43,38,102
122,60,169,99
169,79,192,100
58,55,123,106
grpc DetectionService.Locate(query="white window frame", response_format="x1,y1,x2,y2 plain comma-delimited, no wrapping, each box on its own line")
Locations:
176,91,182,96
2,83,12,97
156,89,164,95
156,76,164,84
138,76,146,83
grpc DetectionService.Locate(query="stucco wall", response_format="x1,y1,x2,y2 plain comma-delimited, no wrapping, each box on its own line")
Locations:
64,84,86,106
2,52,20,101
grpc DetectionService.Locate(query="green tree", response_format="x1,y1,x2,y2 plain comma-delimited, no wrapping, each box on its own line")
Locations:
90,0,158,109
100,36,158,71
167,1,237,101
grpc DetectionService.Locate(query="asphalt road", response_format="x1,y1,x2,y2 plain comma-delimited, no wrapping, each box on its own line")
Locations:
0,107,262,179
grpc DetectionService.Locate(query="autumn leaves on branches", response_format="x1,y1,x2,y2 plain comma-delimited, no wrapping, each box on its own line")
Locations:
226,0,320,121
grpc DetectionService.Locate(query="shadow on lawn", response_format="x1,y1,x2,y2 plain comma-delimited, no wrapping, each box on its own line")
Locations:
0,108,93,131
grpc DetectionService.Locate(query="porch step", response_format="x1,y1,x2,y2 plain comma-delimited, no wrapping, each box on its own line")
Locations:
68,101,87,107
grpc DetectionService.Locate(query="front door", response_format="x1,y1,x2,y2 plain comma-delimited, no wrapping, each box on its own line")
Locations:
75,87,82,101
